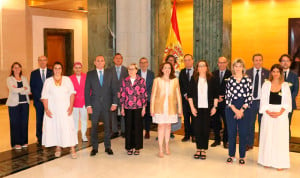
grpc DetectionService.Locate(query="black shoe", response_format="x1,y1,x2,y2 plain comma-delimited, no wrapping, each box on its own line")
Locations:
170,133,175,139
181,136,190,142
210,141,221,147
192,136,196,143
194,151,201,159
239,158,245,165
105,148,114,155
200,151,206,160
90,149,98,156
121,132,125,138
223,142,229,149
111,132,119,139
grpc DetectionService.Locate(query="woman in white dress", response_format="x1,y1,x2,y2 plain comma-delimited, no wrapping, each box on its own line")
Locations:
258,64,292,170
41,62,78,159
150,62,182,158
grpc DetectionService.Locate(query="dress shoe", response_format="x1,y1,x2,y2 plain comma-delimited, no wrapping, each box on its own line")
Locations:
105,148,114,155
223,142,229,149
121,132,125,138
82,136,88,142
90,149,98,156
181,136,190,142
170,133,175,139
111,132,119,139
210,141,221,147
144,131,150,139
192,136,196,143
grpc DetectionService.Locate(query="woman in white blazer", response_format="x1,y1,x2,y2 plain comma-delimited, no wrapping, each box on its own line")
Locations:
258,64,292,171
6,62,30,150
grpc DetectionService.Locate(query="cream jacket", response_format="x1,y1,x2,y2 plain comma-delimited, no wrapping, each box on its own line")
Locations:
6,76,30,106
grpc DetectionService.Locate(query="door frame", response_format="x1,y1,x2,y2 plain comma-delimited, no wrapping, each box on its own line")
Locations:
44,28,74,75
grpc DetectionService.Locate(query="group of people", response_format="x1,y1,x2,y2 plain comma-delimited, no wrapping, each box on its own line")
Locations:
5,52,299,170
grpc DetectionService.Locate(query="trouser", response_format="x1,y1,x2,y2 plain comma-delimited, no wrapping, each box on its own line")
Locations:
246,100,262,146
73,107,88,138
34,100,44,143
192,108,210,150
143,102,152,132
182,99,193,138
125,109,143,150
225,99,249,158
8,103,29,147
111,107,125,133
211,106,228,143
91,108,111,150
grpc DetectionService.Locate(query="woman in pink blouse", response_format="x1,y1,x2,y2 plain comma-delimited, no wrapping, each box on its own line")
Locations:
120,63,147,155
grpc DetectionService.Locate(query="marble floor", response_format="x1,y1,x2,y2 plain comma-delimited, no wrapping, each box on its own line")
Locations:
5,132,300,178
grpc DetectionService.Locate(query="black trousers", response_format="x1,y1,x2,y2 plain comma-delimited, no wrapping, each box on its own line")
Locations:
125,109,143,150
8,103,29,147
211,107,228,143
192,108,210,150
34,100,44,143
143,102,152,132
182,99,193,138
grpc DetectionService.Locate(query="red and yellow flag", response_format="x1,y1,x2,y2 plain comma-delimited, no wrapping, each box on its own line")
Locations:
163,0,184,71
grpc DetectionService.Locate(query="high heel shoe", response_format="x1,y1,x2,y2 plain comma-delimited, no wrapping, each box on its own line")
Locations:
194,151,201,159
55,148,62,158
200,151,206,160
158,151,164,158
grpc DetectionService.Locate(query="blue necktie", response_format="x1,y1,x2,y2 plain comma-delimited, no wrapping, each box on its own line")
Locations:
99,71,103,86
117,67,120,80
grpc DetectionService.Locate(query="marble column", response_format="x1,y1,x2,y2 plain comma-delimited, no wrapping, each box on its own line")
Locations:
88,0,116,70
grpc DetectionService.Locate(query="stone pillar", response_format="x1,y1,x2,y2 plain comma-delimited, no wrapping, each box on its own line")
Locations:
194,0,231,70
88,0,116,70
116,0,151,67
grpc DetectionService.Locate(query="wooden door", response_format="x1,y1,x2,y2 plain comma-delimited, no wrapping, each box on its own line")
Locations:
46,35,66,74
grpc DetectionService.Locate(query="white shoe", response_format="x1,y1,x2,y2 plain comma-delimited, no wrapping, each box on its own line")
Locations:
14,145,22,150
82,137,88,142
22,144,28,148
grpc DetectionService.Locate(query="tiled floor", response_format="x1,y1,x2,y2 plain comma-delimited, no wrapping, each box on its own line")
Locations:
5,132,300,178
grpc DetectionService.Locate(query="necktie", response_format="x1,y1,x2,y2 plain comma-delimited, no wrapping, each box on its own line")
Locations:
284,71,287,80
42,69,46,83
219,71,224,84
187,69,191,81
99,71,103,86
253,70,260,98
117,67,121,80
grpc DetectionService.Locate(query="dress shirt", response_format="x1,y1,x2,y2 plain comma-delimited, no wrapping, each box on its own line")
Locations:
141,70,147,82
197,77,208,108
39,68,47,80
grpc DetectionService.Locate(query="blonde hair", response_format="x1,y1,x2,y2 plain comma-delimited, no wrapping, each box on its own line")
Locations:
231,58,246,75
127,63,138,70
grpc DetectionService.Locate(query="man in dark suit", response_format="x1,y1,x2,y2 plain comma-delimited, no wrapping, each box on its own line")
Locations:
137,57,154,139
179,54,195,142
246,53,269,150
110,53,128,138
85,55,118,156
30,56,53,146
280,54,299,138
211,56,231,148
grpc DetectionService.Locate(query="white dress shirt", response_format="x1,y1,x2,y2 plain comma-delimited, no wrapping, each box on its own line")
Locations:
197,77,208,108
39,68,47,79
141,70,147,82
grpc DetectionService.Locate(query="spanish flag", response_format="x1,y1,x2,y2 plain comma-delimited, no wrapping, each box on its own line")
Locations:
163,0,184,70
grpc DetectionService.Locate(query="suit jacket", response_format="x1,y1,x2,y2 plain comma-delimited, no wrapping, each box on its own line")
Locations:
212,69,232,96
285,70,299,109
179,68,194,99
150,77,182,115
6,76,31,106
110,65,128,105
84,69,118,111
30,68,53,104
246,67,269,86
137,69,154,101
187,76,219,109
69,73,86,108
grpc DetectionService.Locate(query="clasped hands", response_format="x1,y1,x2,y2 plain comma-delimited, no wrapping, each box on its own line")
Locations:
266,110,283,118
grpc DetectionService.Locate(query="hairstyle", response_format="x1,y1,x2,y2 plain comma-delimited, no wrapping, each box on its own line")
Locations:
269,64,284,83
252,53,263,61
10,62,22,77
114,53,123,59
184,54,193,60
73,62,83,67
127,63,138,70
165,55,177,63
279,54,292,62
158,62,176,79
193,60,212,81
38,55,47,61
139,57,148,62
53,61,64,71
231,58,246,75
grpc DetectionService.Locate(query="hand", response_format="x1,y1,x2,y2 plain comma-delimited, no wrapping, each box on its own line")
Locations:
117,92,120,98
218,96,224,102
268,111,282,118
184,95,188,101
151,112,154,117
191,107,197,117
141,108,146,117
24,87,28,90
178,112,182,117
67,106,73,116
110,105,117,111
234,110,244,119
12,85,17,88
45,109,53,118
210,107,217,116
87,107,93,114
121,108,125,116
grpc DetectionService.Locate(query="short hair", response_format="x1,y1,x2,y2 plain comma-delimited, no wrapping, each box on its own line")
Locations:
38,56,47,60
127,63,138,70
139,57,148,62
269,64,284,83
252,53,263,61
158,62,176,79
279,54,292,62
184,54,193,60
53,61,64,71
73,62,83,67
114,53,123,59
10,62,22,77
165,55,177,63
231,58,246,75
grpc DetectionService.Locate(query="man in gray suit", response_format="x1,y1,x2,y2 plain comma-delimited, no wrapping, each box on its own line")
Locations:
246,53,269,150
110,53,128,138
85,56,118,156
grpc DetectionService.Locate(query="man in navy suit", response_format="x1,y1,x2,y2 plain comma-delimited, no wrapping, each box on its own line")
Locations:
246,54,269,150
110,53,128,138
280,54,299,138
179,54,195,142
137,57,154,139
30,56,53,145
211,57,232,148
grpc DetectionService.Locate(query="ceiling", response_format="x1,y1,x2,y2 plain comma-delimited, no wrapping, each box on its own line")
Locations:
27,0,88,13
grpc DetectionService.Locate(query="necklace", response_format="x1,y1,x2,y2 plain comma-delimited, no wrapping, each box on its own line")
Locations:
54,77,62,86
